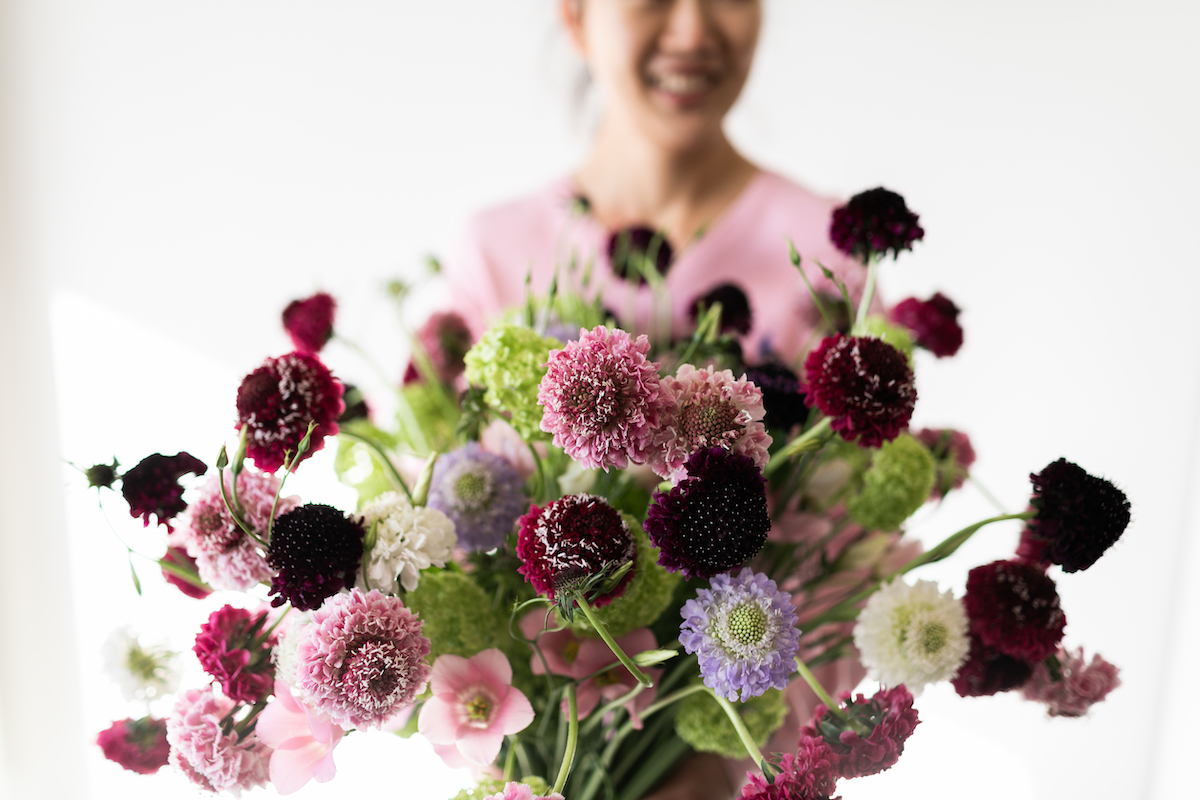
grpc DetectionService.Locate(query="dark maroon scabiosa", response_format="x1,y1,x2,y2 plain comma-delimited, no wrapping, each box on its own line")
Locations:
689,283,753,336
337,383,370,423
964,560,1066,662
85,458,120,489
914,427,976,499
804,334,916,448
644,447,771,580
120,452,207,530
516,494,635,607
607,225,673,284
267,503,365,610
235,352,344,473
96,715,171,775
193,605,277,704
829,187,924,263
160,546,212,599
1018,458,1131,573
951,633,1035,697
282,291,336,354
403,311,474,385
802,684,920,779
743,359,810,431
890,293,964,358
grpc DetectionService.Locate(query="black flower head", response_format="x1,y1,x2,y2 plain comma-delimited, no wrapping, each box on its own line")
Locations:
951,633,1035,697
644,447,770,580
830,187,924,263
120,452,207,530
267,503,364,610
743,359,809,431
1018,458,1131,573
804,334,916,448
689,283,753,336
607,226,673,284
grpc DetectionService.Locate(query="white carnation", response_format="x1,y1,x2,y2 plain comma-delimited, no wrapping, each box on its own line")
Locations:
853,577,970,695
272,610,313,690
355,491,457,593
102,625,181,702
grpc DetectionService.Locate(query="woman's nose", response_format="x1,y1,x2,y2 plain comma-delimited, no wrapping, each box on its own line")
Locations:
659,0,717,55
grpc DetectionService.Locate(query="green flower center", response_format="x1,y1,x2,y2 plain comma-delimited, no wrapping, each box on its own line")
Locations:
126,645,163,683
726,602,769,647
466,694,492,723
915,620,948,656
454,470,491,508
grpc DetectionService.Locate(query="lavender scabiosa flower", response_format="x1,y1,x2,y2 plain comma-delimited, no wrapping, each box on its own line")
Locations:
427,442,526,552
680,568,801,702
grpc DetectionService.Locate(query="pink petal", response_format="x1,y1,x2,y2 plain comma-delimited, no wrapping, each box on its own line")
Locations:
379,703,414,733
431,742,472,770
256,699,312,750
568,681,600,720
311,750,338,784
430,653,478,695
457,726,505,765
494,686,535,735
269,740,334,795
275,680,304,713
470,648,513,694
302,704,343,747
417,696,461,744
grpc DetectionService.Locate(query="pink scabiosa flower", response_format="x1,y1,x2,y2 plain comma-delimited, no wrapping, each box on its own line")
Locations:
804,334,916,448
964,559,1066,662
120,452,207,530
96,716,171,775
740,735,839,800
951,633,1035,697
802,684,920,779
890,293,963,358
1017,458,1131,573
282,292,336,355
537,325,667,471
404,311,474,385
294,588,430,729
829,187,924,263
418,649,535,766
914,428,976,499
166,686,271,795
483,782,565,800
255,680,344,794
267,503,364,610
194,605,278,704
1021,646,1120,717
652,364,771,483
235,351,344,473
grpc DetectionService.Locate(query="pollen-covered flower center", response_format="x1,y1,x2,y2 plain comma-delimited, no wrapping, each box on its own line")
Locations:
725,602,769,647
915,620,948,656
679,397,741,448
453,469,492,509
340,639,407,714
564,370,625,434
466,694,492,724
126,645,165,683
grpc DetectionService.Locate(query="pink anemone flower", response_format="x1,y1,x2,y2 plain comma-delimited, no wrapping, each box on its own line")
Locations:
255,681,344,795
418,649,535,767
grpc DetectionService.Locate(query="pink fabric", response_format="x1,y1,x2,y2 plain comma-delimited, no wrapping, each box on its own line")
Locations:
445,172,868,366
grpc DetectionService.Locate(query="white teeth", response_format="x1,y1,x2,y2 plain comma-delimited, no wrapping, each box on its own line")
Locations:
653,74,709,94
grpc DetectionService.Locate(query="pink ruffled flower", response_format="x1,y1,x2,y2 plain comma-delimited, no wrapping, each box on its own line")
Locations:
483,782,565,800
1021,646,1121,716
193,605,277,704
537,325,668,471
256,680,344,794
418,649,535,767
166,686,271,795
96,716,171,775
740,735,839,800
652,364,771,483
801,684,920,780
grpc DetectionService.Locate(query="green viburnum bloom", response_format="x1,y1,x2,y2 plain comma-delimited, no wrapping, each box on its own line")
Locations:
674,687,788,759
846,433,935,532
463,324,562,440
450,776,551,800
861,316,915,362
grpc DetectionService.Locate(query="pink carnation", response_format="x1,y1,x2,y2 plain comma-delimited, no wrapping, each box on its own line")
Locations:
537,325,668,471
1022,646,1121,717
483,782,565,800
741,735,839,800
652,364,772,483
193,605,277,704
802,684,920,779
166,687,271,795
96,716,171,775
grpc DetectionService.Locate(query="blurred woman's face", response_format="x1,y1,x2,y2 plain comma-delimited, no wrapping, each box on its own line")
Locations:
563,0,762,151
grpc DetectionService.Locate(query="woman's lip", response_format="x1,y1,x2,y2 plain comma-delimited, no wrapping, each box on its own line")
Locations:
645,70,721,107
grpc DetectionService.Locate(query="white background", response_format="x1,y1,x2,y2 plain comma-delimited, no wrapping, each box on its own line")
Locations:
2,1,1199,798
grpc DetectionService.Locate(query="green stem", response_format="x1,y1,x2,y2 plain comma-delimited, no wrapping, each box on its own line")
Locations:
255,606,291,647
710,690,767,769
853,253,878,332
580,683,645,735
337,430,413,502
216,466,266,547
575,595,653,687
794,657,850,723
765,417,833,476
790,241,837,333
502,736,517,781
552,684,578,795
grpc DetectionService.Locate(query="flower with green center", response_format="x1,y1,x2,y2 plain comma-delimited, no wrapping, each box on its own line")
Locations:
464,324,561,440
674,687,788,759
846,433,935,531
102,626,181,702
428,442,527,552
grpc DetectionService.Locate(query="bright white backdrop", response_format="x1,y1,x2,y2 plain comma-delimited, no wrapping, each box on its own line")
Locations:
2,1,1199,799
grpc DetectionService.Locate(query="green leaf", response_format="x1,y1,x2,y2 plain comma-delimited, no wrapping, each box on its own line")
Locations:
128,555,142,596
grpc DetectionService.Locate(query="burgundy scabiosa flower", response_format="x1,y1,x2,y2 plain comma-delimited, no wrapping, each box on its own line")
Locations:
404,311,474,385
645,447,771,580
804,334,916,448
267,503,365,610
829,187,924,263
890,293,963,358
743,360,809,432
914,427,976,499
689,282,753,336
235,352,344,473
951,633,1035,697
282,292,336,354
160,546,212,599
294,588,431,729
120,452,207,530
516,494,636,606
802,684,920,779
1018,458,1131,573
96,716,171,775
193,605,278,704
740,736,839,800
538,325,667,471
964,560,1066,662
607,225,673,283
1021,645,1121,716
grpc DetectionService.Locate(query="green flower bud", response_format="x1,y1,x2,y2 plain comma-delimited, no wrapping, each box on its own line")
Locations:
674,688,788,759
846,433,935,532
463,324,561,440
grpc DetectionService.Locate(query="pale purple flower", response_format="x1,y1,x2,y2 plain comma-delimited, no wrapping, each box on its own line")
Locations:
680,568,801,701
428,442,527,551
1022,645,1121,717
166,686,271,795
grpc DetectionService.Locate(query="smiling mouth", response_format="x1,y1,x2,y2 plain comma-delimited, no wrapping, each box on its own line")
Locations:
646,71,719,96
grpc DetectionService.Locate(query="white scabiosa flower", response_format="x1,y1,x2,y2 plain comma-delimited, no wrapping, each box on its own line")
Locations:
355,491,457,593
272,610,313,690
101,626,181,701
853,578,970,695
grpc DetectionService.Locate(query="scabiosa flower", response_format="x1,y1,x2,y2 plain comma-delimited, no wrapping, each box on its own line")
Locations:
689,282,753,336
914,427,976,499
680,568,800,701
645,448,771,580
829,187,924,263
102,626,181,701
235,351,345,473
85,458,120,489
853,578,970,694
167,686,271,795
464,324,562,440
96,716,171,775
743,360,809,432
845,434,935,532
267,503,365,610
951,633,1035,697
1021,645,1121,716
120,452,207,529
294,588,431,729
675,688,788,758
405,311,474,385
354,491,456,593
804,334,917,448
653,364,771,483
739,736,839,800
537,325,667,471
193,605,278,704
282,292,336,355
160,546,213,599
255,680,344,794
607,225,673,283
516,494,636,606
802,684,920,779
428,442,527,552
177,468,298,592
890,293,963,357
964,560,1066,662
1018,458,1131,573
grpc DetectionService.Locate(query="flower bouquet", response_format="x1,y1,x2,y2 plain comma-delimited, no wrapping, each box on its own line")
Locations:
83,188,1129,800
